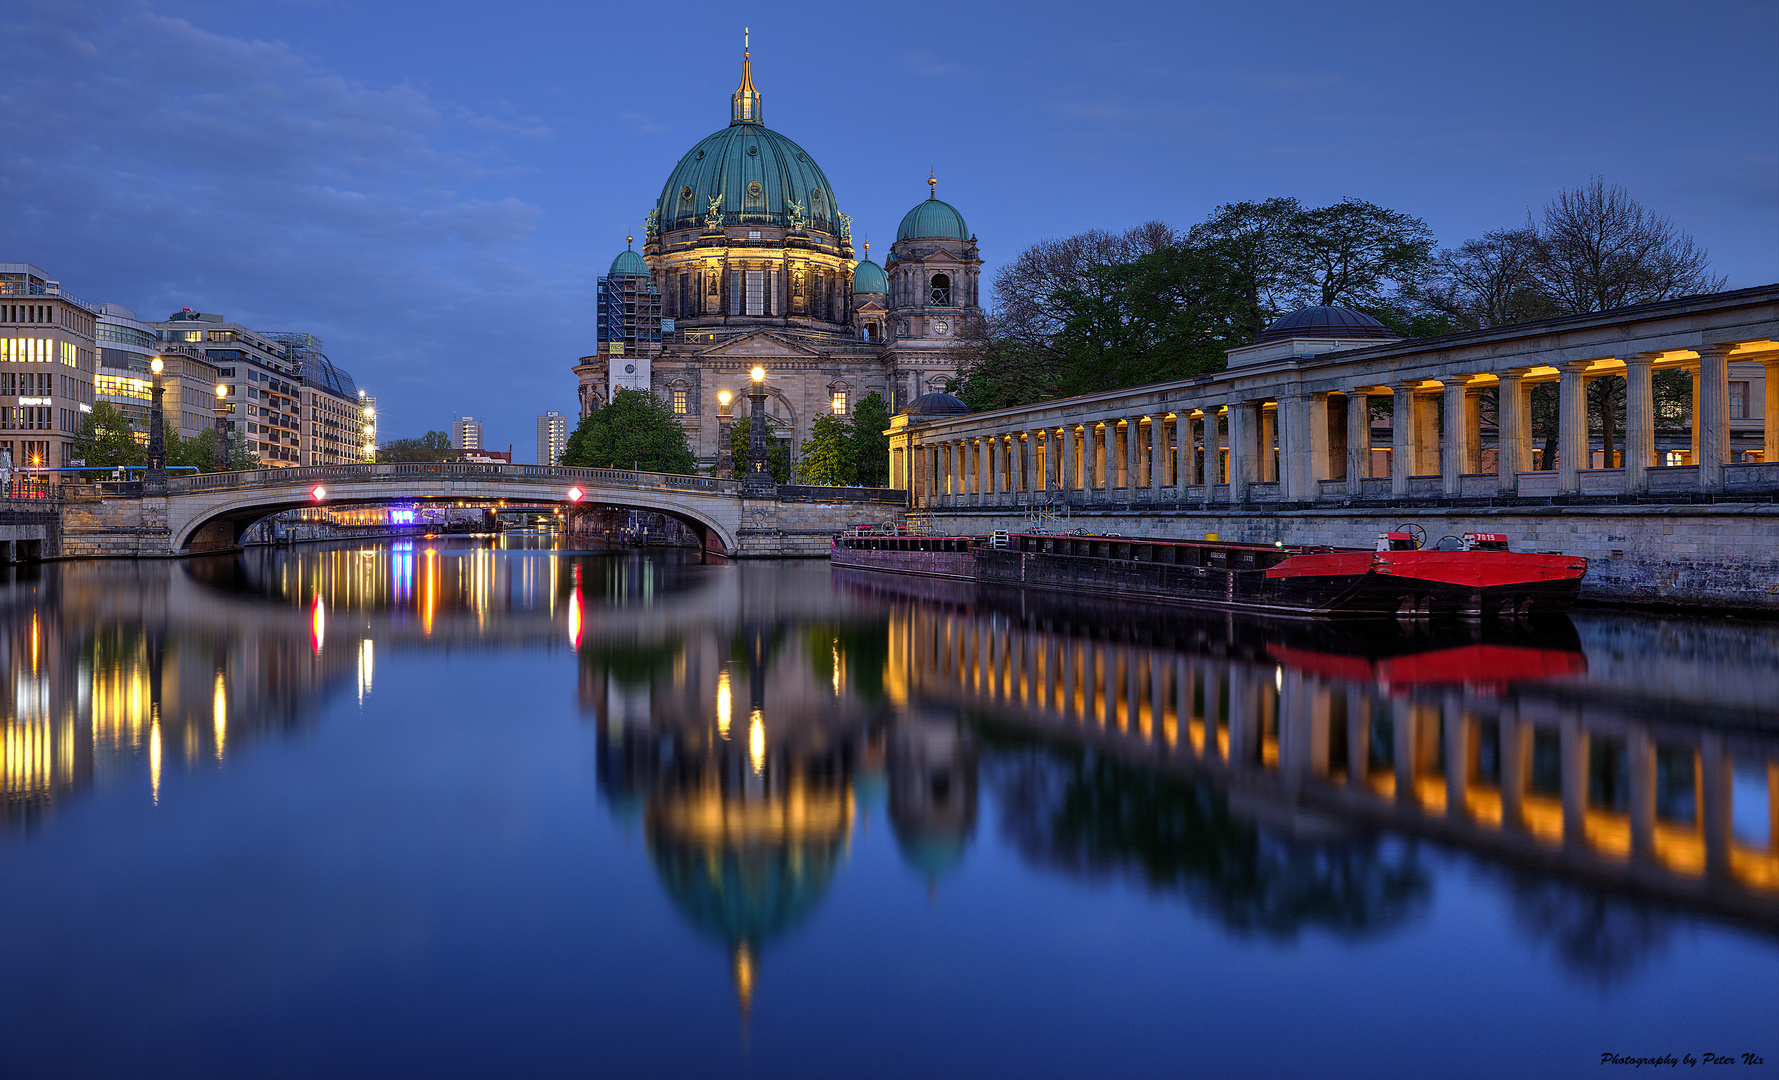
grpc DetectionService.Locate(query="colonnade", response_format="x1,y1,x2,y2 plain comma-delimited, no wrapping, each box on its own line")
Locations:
891,324,1779,507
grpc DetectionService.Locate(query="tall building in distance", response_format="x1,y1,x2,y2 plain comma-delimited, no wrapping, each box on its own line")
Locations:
1,262,97,468
357,391,377,462
536,411,568,465
452,415,483,451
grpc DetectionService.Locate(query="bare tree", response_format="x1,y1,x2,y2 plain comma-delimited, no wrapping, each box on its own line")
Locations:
991,221,1179,348
1424,227,1557,330
1286,197,1437,311
1530,177,1726,315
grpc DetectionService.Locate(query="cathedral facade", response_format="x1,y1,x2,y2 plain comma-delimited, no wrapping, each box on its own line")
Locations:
573,43,982,471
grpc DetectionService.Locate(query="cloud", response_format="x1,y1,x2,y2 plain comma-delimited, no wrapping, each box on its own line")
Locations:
0,0,565,440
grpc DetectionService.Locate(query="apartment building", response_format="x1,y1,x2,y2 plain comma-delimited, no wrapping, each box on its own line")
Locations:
1,262,97,468
537,411,568,465
452,416,483,451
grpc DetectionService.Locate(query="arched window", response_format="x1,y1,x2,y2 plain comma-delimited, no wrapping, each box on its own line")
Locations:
930,273,951,306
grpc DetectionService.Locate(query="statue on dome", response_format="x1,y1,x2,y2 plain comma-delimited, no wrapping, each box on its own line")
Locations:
706,195,724,229
838,213,852,242
786,199,805,230
645,208,659,238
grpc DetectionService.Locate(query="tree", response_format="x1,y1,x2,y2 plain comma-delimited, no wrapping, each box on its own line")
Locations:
73,402,145,468
990,221,1179,349
1422,227,1556,331
1529,177,1726,315
848,392,892,487
378,431,453,463
1185,197,1303,340
796,414,856,485
728,415,790,482
562,388,696,473
1284,197,1437,311
165,427,259,472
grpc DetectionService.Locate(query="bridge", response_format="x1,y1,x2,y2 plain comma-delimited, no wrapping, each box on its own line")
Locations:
50,461,906,559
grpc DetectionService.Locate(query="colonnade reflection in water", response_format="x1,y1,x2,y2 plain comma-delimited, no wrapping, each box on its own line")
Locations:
587,566,1779,1007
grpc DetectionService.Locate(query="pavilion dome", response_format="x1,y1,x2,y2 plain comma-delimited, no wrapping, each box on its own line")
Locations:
902,391,971,418
1254,305,1400,345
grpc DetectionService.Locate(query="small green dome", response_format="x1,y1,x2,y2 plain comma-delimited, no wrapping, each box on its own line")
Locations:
852,257,888,294
610,248,648,277
897,196,969,242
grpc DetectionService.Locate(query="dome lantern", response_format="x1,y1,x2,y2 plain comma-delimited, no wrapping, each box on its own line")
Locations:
731,28,762,125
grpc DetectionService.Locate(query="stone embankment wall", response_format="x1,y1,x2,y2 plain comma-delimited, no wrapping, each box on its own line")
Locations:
929,503,1779,612
734,493,905,557
0,498,59,561
59,490,170,558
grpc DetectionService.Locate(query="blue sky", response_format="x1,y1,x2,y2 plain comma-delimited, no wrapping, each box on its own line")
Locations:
3,0,1774,455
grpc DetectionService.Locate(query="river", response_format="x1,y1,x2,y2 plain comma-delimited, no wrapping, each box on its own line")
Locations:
0,538,1774,1078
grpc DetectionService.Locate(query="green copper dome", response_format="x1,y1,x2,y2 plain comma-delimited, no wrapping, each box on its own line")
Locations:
655,122,845,236
852,257,888,294
896,193,969,242
609,248,648,277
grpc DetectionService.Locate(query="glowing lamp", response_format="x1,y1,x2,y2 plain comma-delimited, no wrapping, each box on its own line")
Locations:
718,390,732,406
215,383,228,398
567,486,584,502
150,357,163,375
311,485,326,500
751,366,765,383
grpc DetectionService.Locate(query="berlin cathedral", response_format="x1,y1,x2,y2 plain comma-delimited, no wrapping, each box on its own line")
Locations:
572,38,983,470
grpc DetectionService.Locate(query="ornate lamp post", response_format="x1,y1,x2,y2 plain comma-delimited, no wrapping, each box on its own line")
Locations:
743,365,775,496
211,382,231,473
146,356,167,492
716,389,734,478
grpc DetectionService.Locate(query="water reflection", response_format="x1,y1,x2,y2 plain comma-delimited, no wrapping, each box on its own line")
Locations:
1,543,1776,1026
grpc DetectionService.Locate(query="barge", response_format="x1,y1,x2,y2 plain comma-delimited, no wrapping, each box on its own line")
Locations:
831,529,1586,619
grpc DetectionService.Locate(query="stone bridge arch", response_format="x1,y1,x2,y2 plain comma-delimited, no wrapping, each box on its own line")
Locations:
166,464,743,557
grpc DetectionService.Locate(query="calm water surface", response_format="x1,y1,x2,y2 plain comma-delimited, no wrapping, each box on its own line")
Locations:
1,538,1775,1078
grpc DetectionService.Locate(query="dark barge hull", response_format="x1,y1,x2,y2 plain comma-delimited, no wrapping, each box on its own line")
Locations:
832,533,1586,620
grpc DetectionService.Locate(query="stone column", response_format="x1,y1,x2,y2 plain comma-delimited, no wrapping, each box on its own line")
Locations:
1498,370,1531,493
1125,417,1142,496
1060,424,1076,495
1442,380,1474,496
1390,384,1416,496
1227,401,1256,502
1081,422,1099,494
1556,361,1589,495
1413,391,1439,476
1623,353,1656,493
1696,344,1732,491
1178,413,1196,488
1763,359,1779,467
1151,412,1167,493
1307,393,1332,499
1346,391,1371,496
1280,395,1317,502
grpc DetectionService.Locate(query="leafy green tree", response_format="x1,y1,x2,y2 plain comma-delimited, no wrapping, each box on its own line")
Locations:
378,430,453,463
1185,197,1303,340
166,427,259,472
729,415,790,482
73,402,146,468
849,391,892,487
563,388,696,473
796,414,856,485
1284,197,1437,311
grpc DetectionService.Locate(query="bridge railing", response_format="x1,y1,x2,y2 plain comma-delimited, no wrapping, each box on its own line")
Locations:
165,462,744,495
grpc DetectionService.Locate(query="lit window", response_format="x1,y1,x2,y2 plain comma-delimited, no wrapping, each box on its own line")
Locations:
749,230,762,240
672,390,688,414
831,391,847,414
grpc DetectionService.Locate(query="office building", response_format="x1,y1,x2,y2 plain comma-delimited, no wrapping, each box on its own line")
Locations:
452,416,482,451
1,262,97,468
537,411,568,465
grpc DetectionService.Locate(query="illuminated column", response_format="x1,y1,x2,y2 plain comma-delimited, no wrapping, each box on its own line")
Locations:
1060,423,1077,495
1177,413,1196,488
1081,422,1100,494
1556,361,1589,494
1442,380,1473,496
1690,366,1701,466
1040,427,1057,494
1227,401,1257,502
1151,413,1167,493
1623,353,1656,492
1763,358,1779,466
1497,370,1531,493
1696,344,1732,491
1346,391,1371,495
1123,417,1139,495
1309,393,1333,497
1281,395,1319,502
1390,384,1415,496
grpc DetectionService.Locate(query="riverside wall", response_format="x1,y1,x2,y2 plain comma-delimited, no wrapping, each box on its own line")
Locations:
925,503,1779,612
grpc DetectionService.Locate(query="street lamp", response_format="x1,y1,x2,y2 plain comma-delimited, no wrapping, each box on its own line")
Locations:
146,356,167,492
743,366,774,496
716,389,734,478
212,382,231,473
